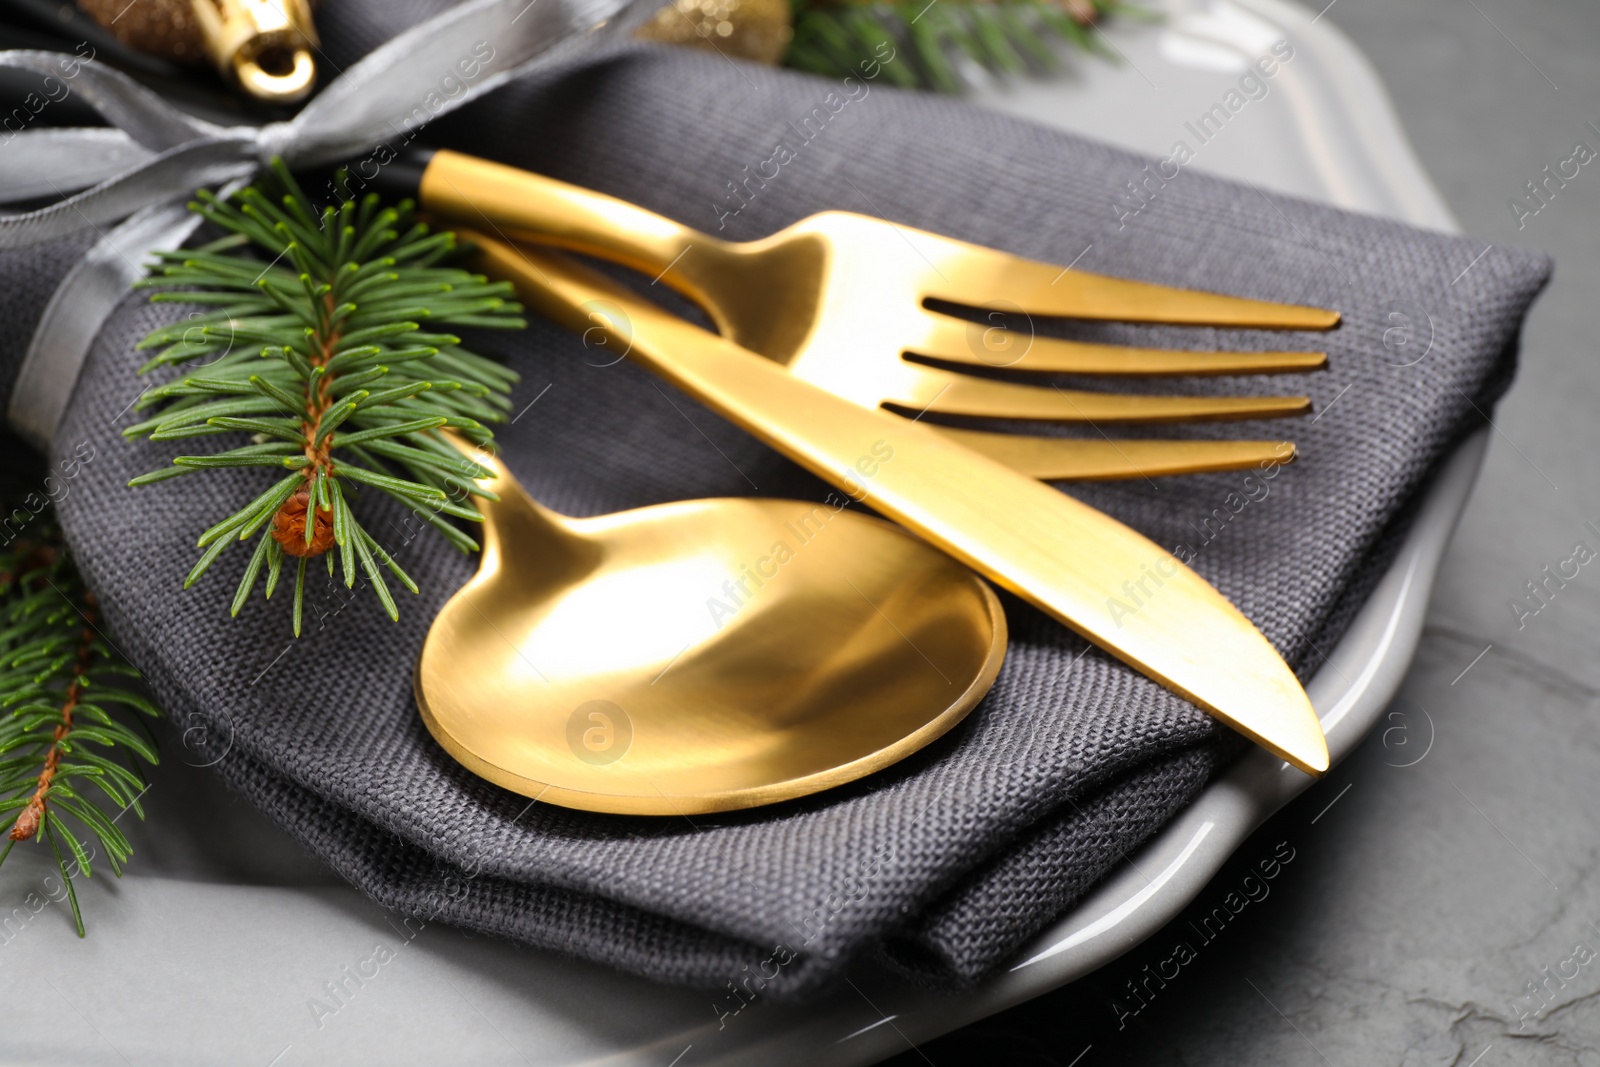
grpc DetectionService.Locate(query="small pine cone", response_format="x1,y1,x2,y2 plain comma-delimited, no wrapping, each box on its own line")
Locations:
271,489,336,557
9,799,41,841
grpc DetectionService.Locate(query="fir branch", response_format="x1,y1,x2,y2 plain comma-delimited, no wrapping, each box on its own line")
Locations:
0,524,159,936
786,0,1149,93
126,161,524,635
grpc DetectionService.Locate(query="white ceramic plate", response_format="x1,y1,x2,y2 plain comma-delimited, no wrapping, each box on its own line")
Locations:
0,3,1475,1064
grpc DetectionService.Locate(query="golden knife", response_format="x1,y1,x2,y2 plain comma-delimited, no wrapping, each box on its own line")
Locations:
470,239,1328,776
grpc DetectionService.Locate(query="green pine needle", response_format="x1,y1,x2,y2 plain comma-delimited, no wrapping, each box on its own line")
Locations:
0,522,160,937
127,160,524,633
785,0,1145,93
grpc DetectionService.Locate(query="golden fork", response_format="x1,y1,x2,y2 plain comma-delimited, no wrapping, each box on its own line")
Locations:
403,149,1339,482
467,237,1331,776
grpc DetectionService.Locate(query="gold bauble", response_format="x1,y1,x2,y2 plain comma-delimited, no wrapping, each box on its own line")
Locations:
77,0,207,63
75,0,323,66
635,0,794,66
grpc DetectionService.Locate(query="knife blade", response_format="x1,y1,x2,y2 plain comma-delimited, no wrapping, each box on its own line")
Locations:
469,238,1328,776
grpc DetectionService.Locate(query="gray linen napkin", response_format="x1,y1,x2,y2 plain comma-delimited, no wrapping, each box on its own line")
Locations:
2,18,1550,996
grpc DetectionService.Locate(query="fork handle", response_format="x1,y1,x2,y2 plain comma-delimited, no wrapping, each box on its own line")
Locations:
415,149,709,280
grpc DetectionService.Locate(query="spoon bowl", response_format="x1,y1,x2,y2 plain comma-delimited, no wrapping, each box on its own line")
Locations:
415,450,1006,814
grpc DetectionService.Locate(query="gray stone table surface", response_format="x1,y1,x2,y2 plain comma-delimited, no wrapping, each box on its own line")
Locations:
894,1,1600,1063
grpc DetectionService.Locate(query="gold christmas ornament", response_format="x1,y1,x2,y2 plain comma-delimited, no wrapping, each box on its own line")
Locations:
636,0,793,66
77,0,207,62
76,0,320,103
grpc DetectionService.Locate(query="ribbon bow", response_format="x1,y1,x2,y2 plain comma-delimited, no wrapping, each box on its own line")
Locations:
0,0,658,447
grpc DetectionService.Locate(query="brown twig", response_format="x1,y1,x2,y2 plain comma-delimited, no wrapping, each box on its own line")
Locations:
300,290,343,475
271,290,341,556
0,541,57,588
9,591,97,842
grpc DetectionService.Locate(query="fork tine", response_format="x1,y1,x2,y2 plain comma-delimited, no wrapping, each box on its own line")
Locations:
887,365,1311,422
937,429,1295,480
911,313,1328,376
928,253,1341,330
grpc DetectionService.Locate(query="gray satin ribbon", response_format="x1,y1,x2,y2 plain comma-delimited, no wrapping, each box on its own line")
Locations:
0,0,661,449
10,203,204,449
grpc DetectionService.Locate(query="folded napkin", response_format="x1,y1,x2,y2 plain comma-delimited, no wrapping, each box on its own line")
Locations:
2,5,1550,997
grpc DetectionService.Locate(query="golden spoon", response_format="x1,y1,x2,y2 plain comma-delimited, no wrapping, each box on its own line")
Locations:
415,447,1006,815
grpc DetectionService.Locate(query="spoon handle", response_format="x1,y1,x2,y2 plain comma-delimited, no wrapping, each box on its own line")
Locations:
469,238,1328,777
